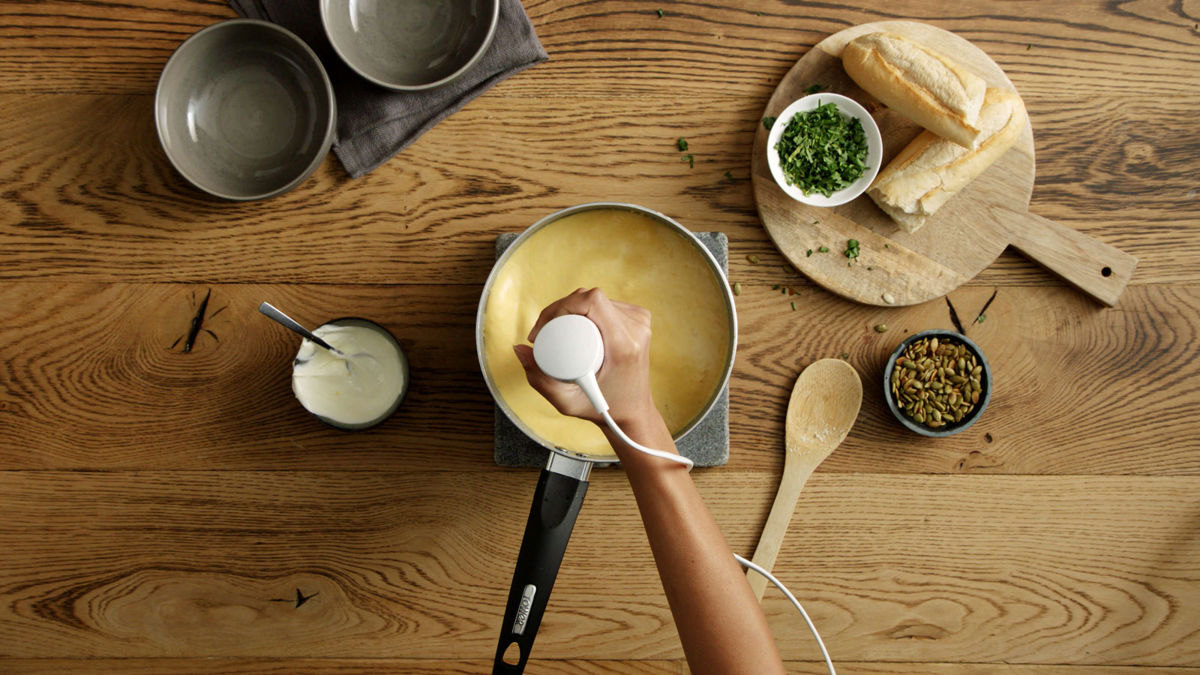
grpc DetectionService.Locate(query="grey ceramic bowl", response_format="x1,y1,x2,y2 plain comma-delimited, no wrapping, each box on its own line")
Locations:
155,19,336,201
883,329,992,438
320,0,500,91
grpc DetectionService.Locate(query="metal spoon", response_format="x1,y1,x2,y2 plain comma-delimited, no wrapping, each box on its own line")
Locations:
747,358,863,601
258,302,346,357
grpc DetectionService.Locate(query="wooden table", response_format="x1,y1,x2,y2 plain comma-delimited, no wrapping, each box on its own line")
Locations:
1,1,1198,673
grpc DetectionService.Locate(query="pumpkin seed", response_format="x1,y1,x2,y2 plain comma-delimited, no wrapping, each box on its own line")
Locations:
893,334,986,430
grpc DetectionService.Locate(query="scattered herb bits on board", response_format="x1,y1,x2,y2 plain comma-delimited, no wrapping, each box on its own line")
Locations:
774,102,868,197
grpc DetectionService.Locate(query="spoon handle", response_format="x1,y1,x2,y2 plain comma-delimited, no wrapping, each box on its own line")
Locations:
747,460,817,601
258,302,341,354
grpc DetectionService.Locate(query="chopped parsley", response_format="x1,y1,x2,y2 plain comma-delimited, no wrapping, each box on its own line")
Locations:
774,101,869,197
677,137,688,151
805,84,825,94
762,116,777,131
681,153,694,168
656,8,664,18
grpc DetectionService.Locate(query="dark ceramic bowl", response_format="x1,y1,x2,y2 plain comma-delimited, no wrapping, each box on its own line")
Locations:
883,329,992,437
320,0,500,91
292,317,409,431
155,19,336,201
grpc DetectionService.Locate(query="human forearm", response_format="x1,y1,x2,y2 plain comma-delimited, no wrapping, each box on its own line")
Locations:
603,421,786,675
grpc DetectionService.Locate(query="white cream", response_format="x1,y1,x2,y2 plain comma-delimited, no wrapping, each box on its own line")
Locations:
292,322,407,428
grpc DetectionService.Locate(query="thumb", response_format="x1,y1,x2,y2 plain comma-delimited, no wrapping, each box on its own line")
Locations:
514,344,566,400
513,344,535,369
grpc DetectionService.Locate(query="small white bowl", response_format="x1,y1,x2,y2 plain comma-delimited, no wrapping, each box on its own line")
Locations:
766,93,883,207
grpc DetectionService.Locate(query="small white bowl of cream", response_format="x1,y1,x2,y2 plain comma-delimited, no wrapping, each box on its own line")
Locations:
291,318,409,430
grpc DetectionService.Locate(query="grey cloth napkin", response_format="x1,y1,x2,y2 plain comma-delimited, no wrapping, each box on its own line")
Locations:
229,0,548,177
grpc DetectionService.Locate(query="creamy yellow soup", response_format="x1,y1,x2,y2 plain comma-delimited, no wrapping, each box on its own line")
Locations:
482,208,732,458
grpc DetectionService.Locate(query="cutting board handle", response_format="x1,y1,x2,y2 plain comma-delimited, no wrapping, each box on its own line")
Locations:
997,209,1137,307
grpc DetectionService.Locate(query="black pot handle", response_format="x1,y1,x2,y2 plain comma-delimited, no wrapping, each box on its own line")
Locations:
493,454,591,674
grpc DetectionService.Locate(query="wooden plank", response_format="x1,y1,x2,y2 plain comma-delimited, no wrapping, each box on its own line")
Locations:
0,91,1189,286
776,665,1200,674
1,1,1197,99
0,658,682,674
5,660,1199,674
1,282,1196,475
0,471,1196,666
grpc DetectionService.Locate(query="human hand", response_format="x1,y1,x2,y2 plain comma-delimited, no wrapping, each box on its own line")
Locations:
513,288,655,428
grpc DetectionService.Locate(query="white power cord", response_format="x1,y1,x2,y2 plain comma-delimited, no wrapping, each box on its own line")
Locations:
534,314,835,675
600,410,694,470
734,554,836,675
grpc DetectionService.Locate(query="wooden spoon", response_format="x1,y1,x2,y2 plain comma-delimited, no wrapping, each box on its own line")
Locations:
747,358,863,600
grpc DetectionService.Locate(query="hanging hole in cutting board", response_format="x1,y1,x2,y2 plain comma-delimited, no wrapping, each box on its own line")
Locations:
1102,266,1113,277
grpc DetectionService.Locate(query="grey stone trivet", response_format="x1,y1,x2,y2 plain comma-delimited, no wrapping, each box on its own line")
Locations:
492,231,730,468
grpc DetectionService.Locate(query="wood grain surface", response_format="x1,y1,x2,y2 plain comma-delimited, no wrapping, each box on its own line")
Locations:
1,0,1198,673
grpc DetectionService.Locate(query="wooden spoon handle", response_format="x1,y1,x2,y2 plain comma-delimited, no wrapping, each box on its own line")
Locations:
997,209,1137,307
747,462,816,601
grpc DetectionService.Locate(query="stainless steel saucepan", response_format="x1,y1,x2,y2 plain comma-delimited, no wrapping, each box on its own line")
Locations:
475,202,737,674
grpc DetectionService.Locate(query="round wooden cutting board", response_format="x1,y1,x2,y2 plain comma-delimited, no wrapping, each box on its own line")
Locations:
751,21,1136,307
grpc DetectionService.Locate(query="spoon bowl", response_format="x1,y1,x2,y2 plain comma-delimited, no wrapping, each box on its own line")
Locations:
747,358,863,600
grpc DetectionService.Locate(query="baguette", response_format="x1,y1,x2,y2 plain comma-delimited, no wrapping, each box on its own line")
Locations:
842,32,987,148
867,88,1027,233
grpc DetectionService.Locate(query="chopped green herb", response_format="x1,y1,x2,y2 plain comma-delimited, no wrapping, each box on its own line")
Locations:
656,8,664,18
772,284,780,290
976,313,987,324
805,84,825,94
844,238,860,259
774,102,869,197
806,249,813,257
884,243,890,249
724,170,734,181
676,137,688,151
1026,43,1032,50
681,154,694,168
818,246,829,253
762,116,777,130
791,301,796,311
840,352,850,360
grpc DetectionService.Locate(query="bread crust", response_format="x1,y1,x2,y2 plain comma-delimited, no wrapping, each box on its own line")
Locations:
843,32,987,148
867,88,1027,233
